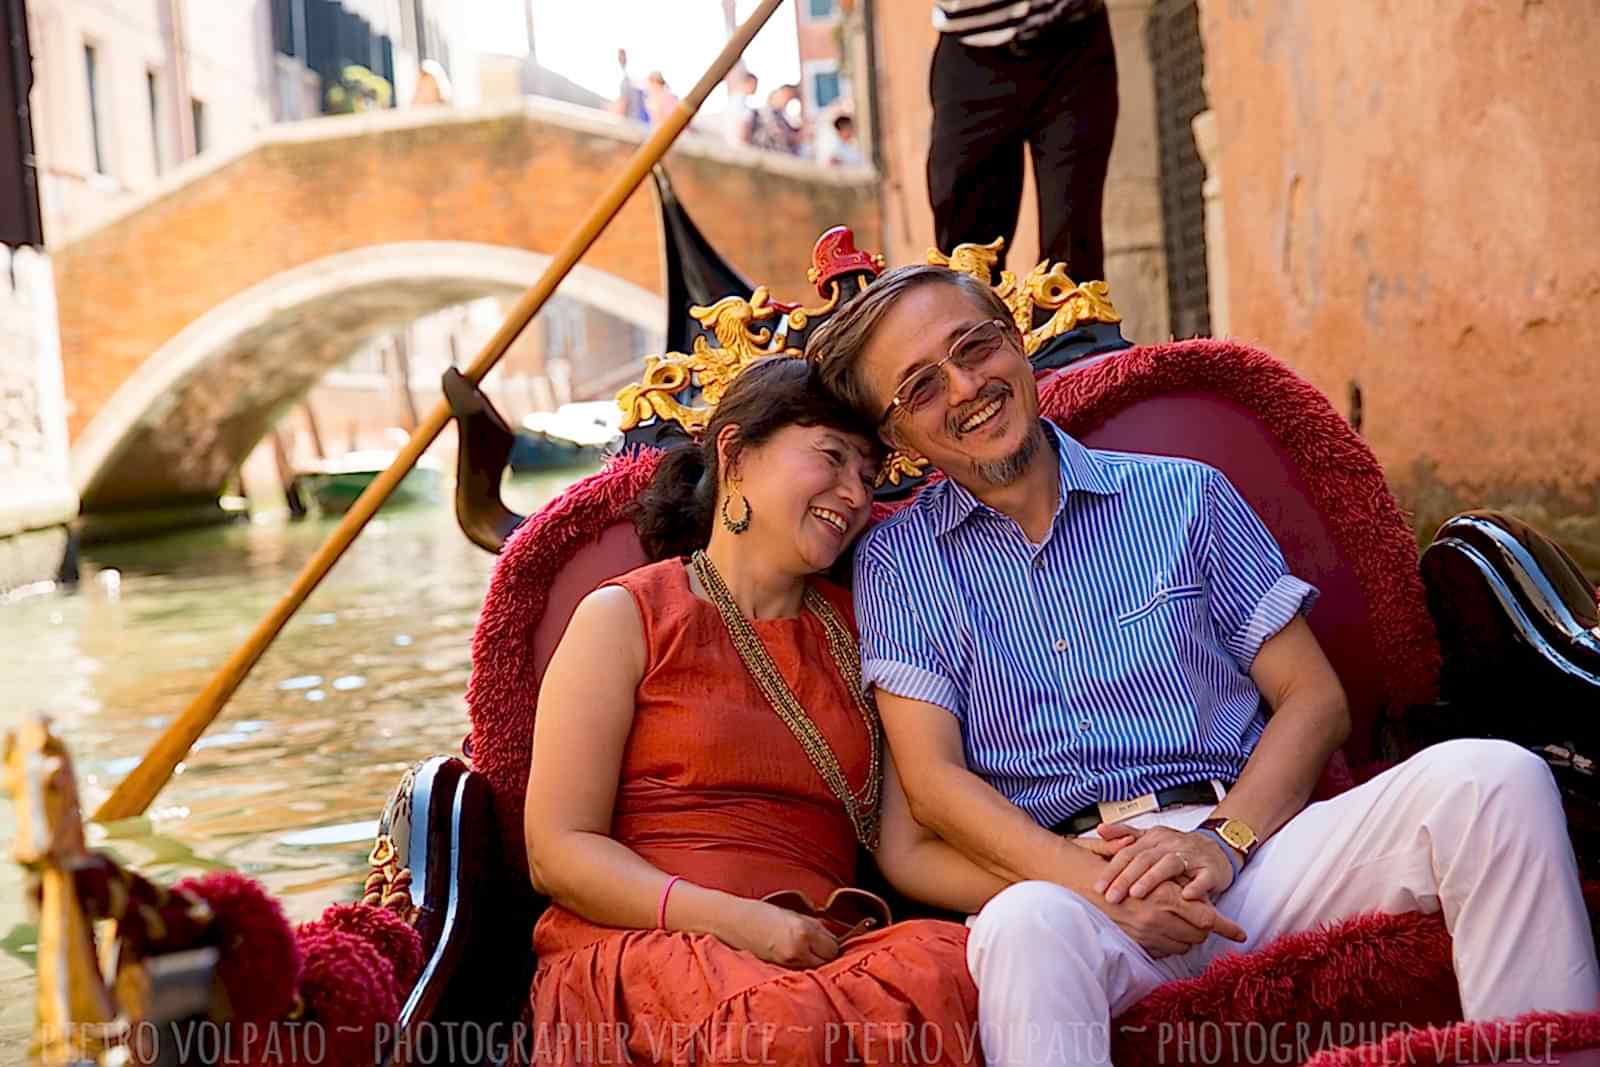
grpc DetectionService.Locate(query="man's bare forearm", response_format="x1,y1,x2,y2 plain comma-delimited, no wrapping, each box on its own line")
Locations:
1212,691,1348,843
907,760,1108,894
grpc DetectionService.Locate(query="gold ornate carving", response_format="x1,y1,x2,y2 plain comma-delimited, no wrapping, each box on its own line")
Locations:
877,450,930,488
5,717,122,1066
1015,263,1121,352
613,233,1120,491
927,237,1121,357
362,834,418,924
617,287,798,436
927,237,1006,285
783,281,841,333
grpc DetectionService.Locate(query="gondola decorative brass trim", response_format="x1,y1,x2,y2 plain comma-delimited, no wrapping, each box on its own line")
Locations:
927,238,1121,357
363,834,419,924
617,287,798,435
784,281,842,332
6,718,122,1066
615,232,1120,492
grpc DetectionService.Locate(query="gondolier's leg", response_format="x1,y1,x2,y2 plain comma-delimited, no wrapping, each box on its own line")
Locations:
1026,5,1118,283
1191,738,1600,1018
927,34,1029,277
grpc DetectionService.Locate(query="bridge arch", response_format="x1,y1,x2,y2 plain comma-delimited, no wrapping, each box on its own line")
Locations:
50,98,880,518
72,241,663,513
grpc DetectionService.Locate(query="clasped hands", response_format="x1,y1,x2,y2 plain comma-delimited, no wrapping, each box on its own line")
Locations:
1072,825,1247,958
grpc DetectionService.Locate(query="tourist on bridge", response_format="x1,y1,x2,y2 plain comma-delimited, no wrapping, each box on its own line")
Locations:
749,83,806,156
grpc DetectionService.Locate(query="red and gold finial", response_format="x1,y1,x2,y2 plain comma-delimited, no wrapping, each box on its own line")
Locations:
806,226,887,297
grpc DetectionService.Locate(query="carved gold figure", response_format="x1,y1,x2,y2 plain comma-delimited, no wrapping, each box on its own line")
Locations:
618,287,798,436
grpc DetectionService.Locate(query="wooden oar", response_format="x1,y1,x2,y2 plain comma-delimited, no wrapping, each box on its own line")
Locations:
92,0,787,823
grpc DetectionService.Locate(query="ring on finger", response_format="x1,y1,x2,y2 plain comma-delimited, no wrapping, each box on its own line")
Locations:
1175,852,1191,873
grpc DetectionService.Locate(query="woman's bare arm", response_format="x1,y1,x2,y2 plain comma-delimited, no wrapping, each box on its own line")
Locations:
524,586,836,966
873,750,1009,914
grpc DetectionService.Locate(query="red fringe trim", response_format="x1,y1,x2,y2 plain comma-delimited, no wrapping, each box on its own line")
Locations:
467,450,663,877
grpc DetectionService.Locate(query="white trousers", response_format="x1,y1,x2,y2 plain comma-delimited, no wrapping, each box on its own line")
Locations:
966,739,1600,1067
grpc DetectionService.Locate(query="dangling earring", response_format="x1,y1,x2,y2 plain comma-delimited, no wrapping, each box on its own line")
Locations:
721,489,752,534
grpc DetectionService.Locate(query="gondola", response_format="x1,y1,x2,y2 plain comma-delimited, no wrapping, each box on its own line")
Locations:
13,180,1600,1067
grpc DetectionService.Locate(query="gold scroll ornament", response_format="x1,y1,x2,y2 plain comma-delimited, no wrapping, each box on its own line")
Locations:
615,237,1121,487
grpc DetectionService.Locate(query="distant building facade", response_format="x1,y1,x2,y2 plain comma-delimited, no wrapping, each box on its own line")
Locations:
26,0,275,242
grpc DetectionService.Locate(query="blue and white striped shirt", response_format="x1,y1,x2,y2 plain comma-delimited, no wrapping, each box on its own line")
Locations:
854,421,1318,827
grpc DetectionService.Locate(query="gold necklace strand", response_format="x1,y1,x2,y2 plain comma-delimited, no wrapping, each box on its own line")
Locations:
691,551,882,849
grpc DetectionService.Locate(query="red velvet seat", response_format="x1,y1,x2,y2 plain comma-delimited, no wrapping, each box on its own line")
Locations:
466,338,1600,1067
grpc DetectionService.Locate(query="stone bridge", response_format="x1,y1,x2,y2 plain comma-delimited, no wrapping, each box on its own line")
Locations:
54,98,878,517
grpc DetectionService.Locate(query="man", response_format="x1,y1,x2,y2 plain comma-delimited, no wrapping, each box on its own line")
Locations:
827,114,865,167
806,265,1600,1065
928,0,1118,280
724,69,759,146
749,83,805,156
611,49,648,124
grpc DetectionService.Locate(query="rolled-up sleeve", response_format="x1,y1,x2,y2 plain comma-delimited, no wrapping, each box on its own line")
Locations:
853,542,964,718
1201,469,1319,671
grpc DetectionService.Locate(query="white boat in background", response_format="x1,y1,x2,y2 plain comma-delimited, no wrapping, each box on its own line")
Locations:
510,402,622,472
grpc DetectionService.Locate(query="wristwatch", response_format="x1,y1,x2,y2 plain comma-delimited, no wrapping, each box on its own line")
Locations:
1198,817,1258,864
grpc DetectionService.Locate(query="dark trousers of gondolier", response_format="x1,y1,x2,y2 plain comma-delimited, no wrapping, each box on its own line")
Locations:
927,1,1119,282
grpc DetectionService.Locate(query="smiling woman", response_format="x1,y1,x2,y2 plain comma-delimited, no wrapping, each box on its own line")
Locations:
516,355,1004,1065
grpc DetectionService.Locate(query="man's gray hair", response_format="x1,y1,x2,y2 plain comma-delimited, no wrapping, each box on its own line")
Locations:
806,264,1015,425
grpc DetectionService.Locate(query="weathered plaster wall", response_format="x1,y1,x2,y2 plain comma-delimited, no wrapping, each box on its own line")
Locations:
1199,0,1600,565
0,247,76,591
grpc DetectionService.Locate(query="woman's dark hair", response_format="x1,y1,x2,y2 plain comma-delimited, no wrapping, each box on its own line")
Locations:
633,356,883,561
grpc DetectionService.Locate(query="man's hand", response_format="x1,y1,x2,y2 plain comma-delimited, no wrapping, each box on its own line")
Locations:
1093,824,1238,902
1097,879,1248,958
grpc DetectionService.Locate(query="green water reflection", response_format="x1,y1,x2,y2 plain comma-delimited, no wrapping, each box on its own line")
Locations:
0,469,593,1056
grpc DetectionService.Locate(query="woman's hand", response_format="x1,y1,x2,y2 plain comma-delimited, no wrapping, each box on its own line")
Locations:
1098,879,1247,957
722,899,841,969
1069,833,1136,859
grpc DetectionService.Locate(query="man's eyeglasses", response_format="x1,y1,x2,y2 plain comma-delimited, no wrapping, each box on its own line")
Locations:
878,318,1015,427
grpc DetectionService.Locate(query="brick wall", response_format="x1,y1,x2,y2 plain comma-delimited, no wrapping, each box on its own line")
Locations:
52,100,879,512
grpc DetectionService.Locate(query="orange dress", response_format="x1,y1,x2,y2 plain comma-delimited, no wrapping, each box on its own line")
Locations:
527,559,980,1066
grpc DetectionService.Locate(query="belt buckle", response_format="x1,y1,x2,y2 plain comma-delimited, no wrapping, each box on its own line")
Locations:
1096,792,1159,825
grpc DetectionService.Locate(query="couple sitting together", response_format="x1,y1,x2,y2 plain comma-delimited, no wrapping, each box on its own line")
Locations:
522,266,1599,1066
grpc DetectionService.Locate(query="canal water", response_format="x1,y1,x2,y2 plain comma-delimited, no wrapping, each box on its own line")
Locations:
0,470,593,1058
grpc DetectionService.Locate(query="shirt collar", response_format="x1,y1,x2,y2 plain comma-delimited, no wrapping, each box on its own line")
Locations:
930,419,1117,538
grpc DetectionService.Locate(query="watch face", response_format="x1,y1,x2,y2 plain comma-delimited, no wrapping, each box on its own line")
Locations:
1220,820,1256,850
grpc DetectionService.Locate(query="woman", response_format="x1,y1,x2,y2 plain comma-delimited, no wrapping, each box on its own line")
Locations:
524,359,1003,1065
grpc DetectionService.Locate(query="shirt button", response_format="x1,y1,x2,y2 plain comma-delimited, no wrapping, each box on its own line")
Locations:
1053,638,1068,652
1032,557,1045,570
1079,719,1091,732
1155,590,1168,603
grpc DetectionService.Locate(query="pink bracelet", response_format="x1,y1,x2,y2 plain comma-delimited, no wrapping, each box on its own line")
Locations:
658,875,683,929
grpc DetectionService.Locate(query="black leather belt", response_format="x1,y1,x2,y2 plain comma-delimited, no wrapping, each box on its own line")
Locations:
1050,780,1228,837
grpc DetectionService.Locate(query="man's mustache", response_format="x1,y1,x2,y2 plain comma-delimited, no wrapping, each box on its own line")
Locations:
947,382,1011,436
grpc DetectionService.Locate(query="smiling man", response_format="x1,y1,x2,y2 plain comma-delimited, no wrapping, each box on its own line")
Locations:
805,265,1599,1066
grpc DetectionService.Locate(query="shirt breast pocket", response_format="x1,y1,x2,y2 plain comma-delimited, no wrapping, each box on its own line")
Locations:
1115,583,1205,627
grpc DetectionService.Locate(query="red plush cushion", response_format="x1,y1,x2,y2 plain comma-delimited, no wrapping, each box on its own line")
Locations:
468,453,659,882
1039,338,1441,769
